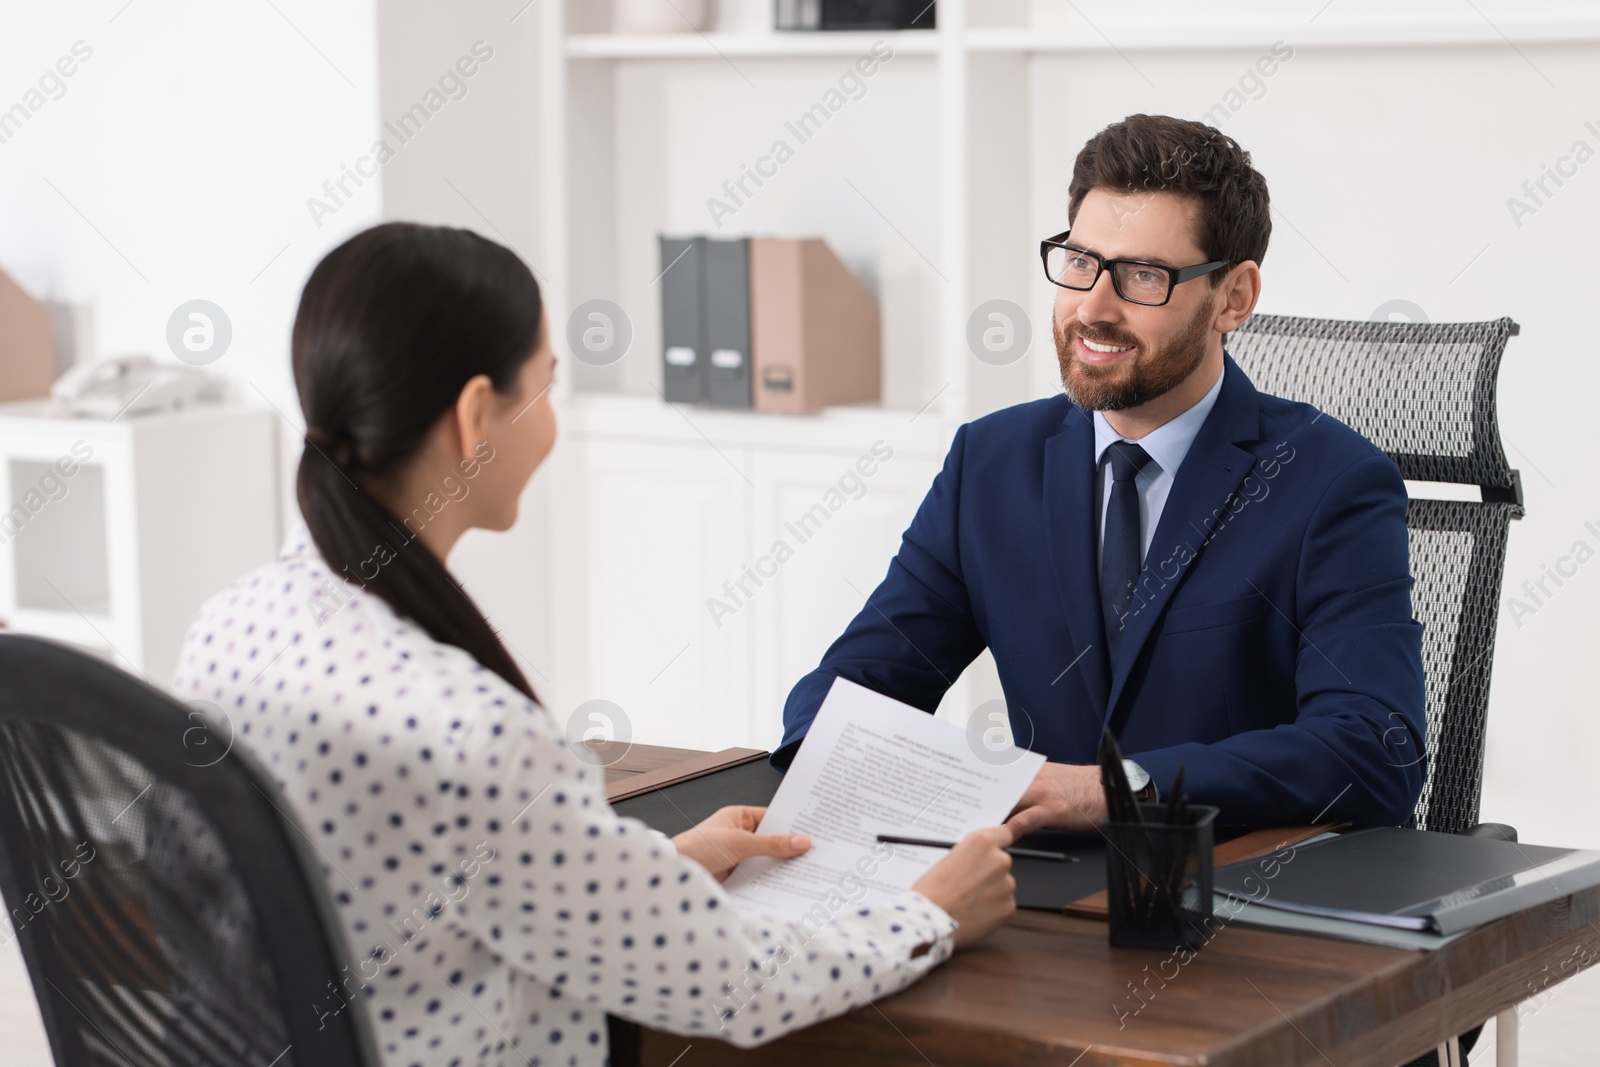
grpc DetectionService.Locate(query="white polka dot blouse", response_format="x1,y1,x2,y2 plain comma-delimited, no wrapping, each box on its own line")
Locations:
171,522,958,1067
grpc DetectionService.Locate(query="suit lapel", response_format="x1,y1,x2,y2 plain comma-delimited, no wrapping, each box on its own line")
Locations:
1105,356,1264,724
1041,406,1111,722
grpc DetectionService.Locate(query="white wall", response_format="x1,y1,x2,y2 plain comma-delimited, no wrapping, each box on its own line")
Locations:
370,0,558,708
0,0,382,543
375,1,542,255
1024,35,1600,848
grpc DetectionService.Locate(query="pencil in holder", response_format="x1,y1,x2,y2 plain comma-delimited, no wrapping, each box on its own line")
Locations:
1103,802,1219,950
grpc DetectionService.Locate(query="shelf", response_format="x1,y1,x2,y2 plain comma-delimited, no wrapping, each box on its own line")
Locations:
965,18,1600,52
555,392,956,458
0,397,272,440
566,30,942,59
567,17,1600,61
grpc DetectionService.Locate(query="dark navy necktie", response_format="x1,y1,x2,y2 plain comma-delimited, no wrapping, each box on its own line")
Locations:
1101,441,1154,664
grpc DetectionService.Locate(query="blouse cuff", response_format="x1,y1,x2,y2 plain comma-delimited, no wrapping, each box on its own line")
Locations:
888,888,959,971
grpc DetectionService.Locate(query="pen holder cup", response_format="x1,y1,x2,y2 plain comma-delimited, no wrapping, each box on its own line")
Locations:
1103,803,1219,950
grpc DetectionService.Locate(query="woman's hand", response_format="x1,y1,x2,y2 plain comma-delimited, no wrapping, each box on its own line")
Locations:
672,806,811,883
910,826,1018,948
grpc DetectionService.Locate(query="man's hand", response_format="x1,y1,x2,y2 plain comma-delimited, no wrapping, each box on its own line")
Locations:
671,805,811,883
1005,762,1107,835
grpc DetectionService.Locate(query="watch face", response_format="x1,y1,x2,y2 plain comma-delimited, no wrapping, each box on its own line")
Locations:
1121,759,1150,792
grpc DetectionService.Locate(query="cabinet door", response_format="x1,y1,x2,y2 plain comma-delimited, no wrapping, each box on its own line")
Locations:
552,436,757,752
742,445,956,740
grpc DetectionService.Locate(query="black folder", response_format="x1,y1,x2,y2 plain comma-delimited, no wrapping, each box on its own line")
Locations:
612,758,784,836
1009,831,1109,910
1213,827,1600,935
776,0,937,30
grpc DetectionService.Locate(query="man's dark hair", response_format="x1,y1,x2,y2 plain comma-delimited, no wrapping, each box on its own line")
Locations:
1067,114,1271,280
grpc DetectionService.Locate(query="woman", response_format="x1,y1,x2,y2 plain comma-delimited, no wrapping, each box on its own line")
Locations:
173,222,1017,1067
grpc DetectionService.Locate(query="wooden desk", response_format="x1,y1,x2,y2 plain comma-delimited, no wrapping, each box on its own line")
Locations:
608,743,1600,1067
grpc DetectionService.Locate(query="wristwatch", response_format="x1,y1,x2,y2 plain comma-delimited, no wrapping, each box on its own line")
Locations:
1121,759,1157,803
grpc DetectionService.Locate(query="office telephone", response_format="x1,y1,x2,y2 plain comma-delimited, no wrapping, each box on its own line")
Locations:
51,355,216,418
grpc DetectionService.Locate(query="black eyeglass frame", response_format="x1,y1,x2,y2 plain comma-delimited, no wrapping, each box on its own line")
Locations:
1039,229,1231,306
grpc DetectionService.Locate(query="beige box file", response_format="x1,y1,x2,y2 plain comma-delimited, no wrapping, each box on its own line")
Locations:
749,238,880,414
0,270,55,403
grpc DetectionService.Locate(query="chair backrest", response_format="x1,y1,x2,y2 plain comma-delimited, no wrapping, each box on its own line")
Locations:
1228,314,1524,834
0,633,382,1067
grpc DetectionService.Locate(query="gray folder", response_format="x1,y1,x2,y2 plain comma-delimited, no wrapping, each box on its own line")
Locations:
659,235,707,403
703,237,753,408
1213,827,1600,935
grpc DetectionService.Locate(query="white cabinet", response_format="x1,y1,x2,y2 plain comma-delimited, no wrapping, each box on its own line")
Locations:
536,395,998,752
550,432,756,752
741,446,946,729
0,401,280,687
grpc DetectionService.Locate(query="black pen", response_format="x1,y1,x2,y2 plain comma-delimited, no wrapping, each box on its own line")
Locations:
875,833,1080,863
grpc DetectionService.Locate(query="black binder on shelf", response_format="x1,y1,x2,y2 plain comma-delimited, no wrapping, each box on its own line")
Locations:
659,235,707,403
1213,827,1600,936
703,237,753,409
776,0,936,30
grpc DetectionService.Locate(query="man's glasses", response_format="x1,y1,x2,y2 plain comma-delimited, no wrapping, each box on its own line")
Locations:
1039,230,1230,307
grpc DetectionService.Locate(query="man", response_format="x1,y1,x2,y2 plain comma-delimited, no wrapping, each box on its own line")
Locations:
776,114,1426,834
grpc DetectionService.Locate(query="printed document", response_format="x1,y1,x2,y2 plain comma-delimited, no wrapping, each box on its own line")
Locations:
725,678,1045,921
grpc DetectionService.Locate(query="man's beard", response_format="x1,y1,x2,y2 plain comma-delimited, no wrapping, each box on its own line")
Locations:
1054,298,1212,412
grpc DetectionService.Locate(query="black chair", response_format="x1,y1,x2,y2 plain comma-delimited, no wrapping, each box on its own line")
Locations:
1229,313,1524,1067
0,633,383,1067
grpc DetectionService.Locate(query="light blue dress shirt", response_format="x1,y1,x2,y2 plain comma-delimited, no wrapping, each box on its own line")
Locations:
1093,366,1226,571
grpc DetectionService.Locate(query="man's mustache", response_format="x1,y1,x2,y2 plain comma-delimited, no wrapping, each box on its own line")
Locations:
1063,321,1141,350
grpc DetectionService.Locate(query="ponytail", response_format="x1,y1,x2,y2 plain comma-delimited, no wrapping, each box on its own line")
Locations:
291,223,540,703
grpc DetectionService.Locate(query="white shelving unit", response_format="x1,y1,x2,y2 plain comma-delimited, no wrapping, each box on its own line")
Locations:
535,0,1600,411
565,31,943,58
518,0,1600,751
0,401,280,689
570,10,1600,60
529,0,1032,749
534,0,1600,430
537,0,1043,427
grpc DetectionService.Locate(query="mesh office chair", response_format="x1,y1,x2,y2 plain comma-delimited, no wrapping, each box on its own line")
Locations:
1228,313,1524,1067
0,633,383,1067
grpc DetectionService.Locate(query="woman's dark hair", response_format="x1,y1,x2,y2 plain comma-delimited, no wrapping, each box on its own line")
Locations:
292,222,541,701
1068,113,1272,276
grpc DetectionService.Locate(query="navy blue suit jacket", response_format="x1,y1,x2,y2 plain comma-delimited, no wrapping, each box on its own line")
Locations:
777,354,1427,829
